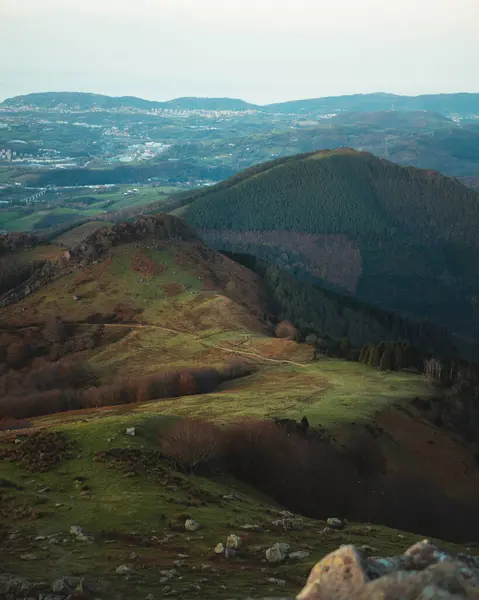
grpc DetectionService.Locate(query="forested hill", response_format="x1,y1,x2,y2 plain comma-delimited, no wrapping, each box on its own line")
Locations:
185,149,479,243
184,149,479,342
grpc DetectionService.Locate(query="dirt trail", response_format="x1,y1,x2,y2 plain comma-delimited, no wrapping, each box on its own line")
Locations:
100,322,311,368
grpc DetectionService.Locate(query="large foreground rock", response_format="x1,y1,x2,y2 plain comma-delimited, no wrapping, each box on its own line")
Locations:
297,539,479,600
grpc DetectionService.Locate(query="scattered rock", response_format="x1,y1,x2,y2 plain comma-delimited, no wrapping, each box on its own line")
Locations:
326,517,344,530
69,525,91,541
289,550,311,560
126,427,136,436
20,553,38,560
266,542,290,563
222,493,239,500
226,534,242,549
185,519,200,532
116,565,134,576
267,577,286,587
51,577,74,594
240,524,263,532
273,515,304,531
130,552,140,560
214,543,224,555
159,570,177,580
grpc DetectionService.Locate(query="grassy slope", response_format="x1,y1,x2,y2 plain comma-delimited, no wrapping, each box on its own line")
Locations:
2,236,479,597
4,413,465,600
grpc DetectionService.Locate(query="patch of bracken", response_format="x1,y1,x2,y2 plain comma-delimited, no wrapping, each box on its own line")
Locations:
0,430,73,472
94,447,170,478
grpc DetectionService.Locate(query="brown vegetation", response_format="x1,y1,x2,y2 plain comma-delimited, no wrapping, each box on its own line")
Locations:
0,430,72,471
275,320,300,341
0,361,255,419
156,417,479,542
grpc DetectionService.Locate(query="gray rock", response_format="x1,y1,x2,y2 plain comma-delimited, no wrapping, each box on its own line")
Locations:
266,542,290,563
226,534,242,549
159,569,177,580
116,565,134,575
240,524,263,532
126,427,136,436
20,553,38,560
273,516,304,531
69,525,91,541
267,577,286,587
289,550,311,560
185,518,200,531
225,547,236,559
326,517,344,530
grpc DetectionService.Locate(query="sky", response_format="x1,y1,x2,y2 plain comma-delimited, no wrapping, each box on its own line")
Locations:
1,0,478,104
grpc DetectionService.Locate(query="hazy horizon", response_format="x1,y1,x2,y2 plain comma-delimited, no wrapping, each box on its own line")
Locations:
1,0,478,105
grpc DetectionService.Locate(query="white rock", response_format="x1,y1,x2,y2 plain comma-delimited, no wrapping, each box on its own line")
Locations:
289,550,311,560
126,427,136,436
116,564,133,575
226,534,242,549
185,519,200,532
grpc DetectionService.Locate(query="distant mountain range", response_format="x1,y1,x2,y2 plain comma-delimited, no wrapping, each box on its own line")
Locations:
2,91,479,117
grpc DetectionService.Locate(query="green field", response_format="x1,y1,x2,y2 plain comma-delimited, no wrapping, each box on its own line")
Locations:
0,185,180,233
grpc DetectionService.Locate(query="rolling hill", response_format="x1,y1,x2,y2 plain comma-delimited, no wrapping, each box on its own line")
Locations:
3,91,478,117
3,214,479,597
183,149,479,347
1,92,259,112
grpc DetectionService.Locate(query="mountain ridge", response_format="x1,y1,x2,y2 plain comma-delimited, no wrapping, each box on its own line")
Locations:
3,90,479,116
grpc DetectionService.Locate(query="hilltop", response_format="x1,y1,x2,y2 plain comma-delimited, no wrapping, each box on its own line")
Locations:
183,149,479,346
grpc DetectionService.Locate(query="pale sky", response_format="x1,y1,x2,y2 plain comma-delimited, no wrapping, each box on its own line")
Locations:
1,0,478,104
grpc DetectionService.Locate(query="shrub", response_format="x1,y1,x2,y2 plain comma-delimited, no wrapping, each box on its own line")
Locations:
275,320,300,341
81,383,136,409
28,361,96,391
158,419,223,474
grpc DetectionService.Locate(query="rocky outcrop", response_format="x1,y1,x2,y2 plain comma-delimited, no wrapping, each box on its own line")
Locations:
0,260,60,308
68,214,197,265
298,539,479,600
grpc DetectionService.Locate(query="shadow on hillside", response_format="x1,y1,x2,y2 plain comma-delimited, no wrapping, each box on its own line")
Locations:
157,417,479,544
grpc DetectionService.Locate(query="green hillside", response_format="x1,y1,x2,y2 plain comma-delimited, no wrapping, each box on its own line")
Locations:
184,150,479,344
